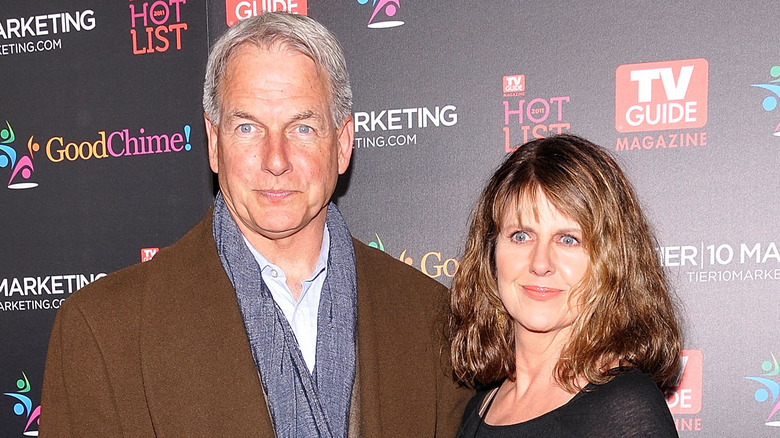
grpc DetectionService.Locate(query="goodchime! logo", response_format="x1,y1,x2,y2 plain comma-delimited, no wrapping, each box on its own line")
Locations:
367,234,458,280
0,121,39,190
0,120,194,190
354,0,403,28
4,372,40,436
751,61,780,137
744,353,780,427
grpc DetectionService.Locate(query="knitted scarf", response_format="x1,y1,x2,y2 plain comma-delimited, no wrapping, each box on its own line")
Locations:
213,193,357,438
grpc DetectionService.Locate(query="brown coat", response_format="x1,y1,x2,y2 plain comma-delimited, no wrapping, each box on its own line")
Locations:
39,212,471,437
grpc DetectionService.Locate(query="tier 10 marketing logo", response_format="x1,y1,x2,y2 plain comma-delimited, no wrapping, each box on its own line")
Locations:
751,60,780,137
0,122,37,189
4,372,40,436
744,353,780,427
354,0,403,28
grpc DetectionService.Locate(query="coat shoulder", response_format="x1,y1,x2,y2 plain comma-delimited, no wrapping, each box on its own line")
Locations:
352,238,447,301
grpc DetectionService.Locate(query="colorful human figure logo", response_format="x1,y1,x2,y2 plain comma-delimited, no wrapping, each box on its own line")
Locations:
4,372,41,436
367,233,385,251
751,63,780,136
745,353,780,427
355,0,404,28
0,121,39,189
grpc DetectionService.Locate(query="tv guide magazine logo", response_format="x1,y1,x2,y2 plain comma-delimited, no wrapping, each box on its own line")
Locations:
616,58,708,133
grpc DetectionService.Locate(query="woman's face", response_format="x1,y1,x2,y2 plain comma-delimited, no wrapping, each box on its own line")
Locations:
494,191,589,336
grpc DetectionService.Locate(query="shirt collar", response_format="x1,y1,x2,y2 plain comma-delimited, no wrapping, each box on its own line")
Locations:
242,225,330,282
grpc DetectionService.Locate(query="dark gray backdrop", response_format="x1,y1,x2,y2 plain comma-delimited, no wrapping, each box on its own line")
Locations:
1,1,777,436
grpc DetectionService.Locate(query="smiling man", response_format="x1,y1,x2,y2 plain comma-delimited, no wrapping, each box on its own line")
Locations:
40,12,470,438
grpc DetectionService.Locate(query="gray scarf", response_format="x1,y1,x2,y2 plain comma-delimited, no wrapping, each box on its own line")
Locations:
212,193,357,438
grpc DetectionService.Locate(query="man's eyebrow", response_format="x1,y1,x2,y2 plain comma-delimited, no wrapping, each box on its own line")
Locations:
290,110,323,123
226,110,259,124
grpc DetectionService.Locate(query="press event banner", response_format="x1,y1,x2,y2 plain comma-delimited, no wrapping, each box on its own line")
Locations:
1,1,778,436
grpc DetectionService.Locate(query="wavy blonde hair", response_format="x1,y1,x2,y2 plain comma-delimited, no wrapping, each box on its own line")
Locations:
449,134,681,392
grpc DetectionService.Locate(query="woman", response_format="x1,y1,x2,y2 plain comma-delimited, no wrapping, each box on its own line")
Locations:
449,134,682,437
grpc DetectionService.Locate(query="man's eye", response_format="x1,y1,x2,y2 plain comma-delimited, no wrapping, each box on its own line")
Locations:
296,125,313,134
237,124,252,134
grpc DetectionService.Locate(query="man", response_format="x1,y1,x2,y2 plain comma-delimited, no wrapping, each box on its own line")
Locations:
39,11,470,438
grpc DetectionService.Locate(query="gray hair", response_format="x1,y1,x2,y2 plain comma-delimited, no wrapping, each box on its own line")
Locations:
202,12,352,127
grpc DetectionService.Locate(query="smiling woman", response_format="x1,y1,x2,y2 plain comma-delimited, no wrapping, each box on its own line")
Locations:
449,134,682,438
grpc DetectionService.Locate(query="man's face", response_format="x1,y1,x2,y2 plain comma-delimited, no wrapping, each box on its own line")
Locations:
205,44,353,245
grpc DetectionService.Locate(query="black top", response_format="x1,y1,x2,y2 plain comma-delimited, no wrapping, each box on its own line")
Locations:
457,368,678,438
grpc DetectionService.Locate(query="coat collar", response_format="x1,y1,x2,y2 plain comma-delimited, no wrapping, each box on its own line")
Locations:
138,212,441,437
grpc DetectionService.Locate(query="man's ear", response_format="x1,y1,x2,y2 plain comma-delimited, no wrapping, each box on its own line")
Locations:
204,114,219,174
336,115,354,175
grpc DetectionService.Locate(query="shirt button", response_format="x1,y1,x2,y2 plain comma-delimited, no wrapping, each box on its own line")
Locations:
270,269,278,278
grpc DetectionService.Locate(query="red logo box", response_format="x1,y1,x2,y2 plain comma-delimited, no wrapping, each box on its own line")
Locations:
141,248,159,262
666,349,703,415
503,74,525,95
226,0,308,27
615,58,708,133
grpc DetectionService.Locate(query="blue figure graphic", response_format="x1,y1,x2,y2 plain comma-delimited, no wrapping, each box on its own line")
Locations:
745,354,780,427
751,64,780,136
4,372,41,435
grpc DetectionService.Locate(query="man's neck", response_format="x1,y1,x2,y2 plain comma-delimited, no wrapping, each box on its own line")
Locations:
239,214,327,300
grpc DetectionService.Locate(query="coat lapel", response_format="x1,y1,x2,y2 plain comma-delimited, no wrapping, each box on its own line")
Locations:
353,239,438,437
139,215,276,437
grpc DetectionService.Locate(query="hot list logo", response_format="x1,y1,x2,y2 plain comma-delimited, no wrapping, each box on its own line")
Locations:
225,0,307,27
751,61,780,137
615,58,708,151
4,372,40,436
501,74,571,153
129,0,188,55
744,353,780,427
666,349,703,432
0,121,39,190
354,0,403,29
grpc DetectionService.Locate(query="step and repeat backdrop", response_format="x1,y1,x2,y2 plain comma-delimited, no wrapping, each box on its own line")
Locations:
1,1,778,436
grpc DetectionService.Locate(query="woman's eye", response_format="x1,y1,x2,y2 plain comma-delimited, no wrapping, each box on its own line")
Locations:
561,235,580,246
510,231,530,242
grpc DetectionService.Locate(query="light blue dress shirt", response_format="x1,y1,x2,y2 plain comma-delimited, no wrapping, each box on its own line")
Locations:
242,226,330,374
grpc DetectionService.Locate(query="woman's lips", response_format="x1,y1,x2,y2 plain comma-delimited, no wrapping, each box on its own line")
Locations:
522,285,563,301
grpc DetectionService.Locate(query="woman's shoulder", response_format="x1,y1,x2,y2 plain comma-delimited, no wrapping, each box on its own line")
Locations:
592,368,665,401
463,386,498,415
564,368,678,437
572,368,666,407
